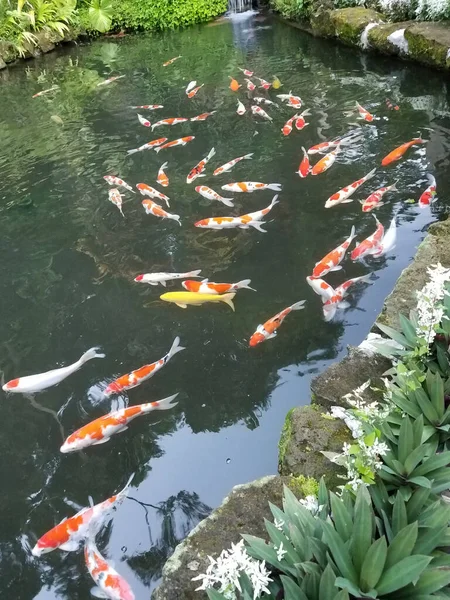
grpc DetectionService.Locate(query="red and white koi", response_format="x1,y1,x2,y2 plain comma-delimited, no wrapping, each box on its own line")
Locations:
127,138,167,155
185,81,197,94
190,111,216,121
282,113,300,136
163,56,181,66
137,114,151,127
32,85,59,98
195,185,234,207
361,182,397,212
186,148,216,184
221,181,281,193
308,138,340,155
355,101,374,122
187,84,204,99
108,189,125,218
134,271,201,287
3,348,104,395
97,75,125,87
84,537,135,600
152,117,189,131
322,275,371,321
295,109,311,131
104,176,135,193
213,153,253,176
253,97,278,107
136,183,170,207
238,67,254,76
297,147,310,178
325,168,376,208
312,225,356,278
104,337,184,396
244,78,256,91
371,215,397,257
249,300,306,347
419,174,437,208
130,104,163,110
306,276,335,302
157,162,169,187
237,100,246,115
251,105,272,121
182,278,255,294
194,196,279,232
350,215,384,261
155,136,195,153
255,77,271,90
31,476,134,556
277,91,302,107
142,199,181,225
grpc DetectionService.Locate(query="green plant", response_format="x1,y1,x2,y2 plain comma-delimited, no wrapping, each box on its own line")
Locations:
270,0,312,20
87,0,113,32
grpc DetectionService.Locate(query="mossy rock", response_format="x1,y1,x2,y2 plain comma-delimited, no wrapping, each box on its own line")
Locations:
310,9,335,38
0,41,19,64
405,22,450,69
34,31,56,54
368,21,412,55
329,7,384,46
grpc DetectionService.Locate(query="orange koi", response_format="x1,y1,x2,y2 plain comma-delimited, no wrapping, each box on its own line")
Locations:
190,111,216,121
142,199,181,225
355,101,374,122
361,182,397,212
381,137,426,166
229,77,241,91
312,226,356,278
163,56,181,66
249,301,306,347
154,136,195,153
182,279,255,294
136,183,170,207
157,162,169,187
325,168,376,208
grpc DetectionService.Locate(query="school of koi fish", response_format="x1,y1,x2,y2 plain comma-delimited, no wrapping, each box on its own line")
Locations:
22,58,436,599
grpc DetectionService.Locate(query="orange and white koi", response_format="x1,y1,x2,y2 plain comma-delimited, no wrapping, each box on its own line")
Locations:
142,199,181,225
186,81,197,94
3,348,104,395
310,146,340,176
350,215,384,261
137,113,151,127
308,138,340,155
306,276,335,301
361,182,397,212
251,105,272,121
229,77,241,92
255,77,271,90
325,168,376,208
127,138,167,155
221,181,281,193
355,101,374,122
195,185,234,207
104,337,184,396
84,536,135,600
157,162,169,187
187,84,204,99
213,153,253,176
136,183,170,207
186,147,216,184
104,176,135,193
322,275,371,321
244,78,256,91
108,189,125,218
381,137,426,166
32,85,59,98
155,136,195,153
135,271,201,286
237,100,246,115
249,300,306,347
282,113,300,136
182,279,255,294
152,117,189,131
130,104,163,110
254,97,278,107
190,111,216,121
295,109,311,131
386,98,399,111
312,225,356,278
238,67,254,76
419,174,437,208
297,147,310,178
97,75,125,87
194,196,278,231
163,56,181,66
62,394,178,453
31,476,134,556
277,91,301,107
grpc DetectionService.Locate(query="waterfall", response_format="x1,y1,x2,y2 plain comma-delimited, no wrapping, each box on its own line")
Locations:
227,0,253,13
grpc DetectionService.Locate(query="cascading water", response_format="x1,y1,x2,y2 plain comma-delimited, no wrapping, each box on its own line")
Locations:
227,0,253,13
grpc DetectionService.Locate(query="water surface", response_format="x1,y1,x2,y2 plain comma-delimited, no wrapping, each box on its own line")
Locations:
1,11,450,600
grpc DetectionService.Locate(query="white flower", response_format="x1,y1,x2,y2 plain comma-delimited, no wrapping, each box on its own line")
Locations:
299,495,320,514
416,263,450,346
275,542,287,562
274,518,285,531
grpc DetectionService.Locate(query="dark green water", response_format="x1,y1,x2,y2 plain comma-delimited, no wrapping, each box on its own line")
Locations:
1,10,449,599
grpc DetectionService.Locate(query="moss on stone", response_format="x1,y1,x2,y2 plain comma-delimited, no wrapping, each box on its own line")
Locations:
330,7,384,46
288,474,319,498
405,22,450,69
278,407,295,466
367,21,412,55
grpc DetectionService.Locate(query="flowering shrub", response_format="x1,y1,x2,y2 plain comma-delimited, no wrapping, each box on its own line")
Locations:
332,0,450,21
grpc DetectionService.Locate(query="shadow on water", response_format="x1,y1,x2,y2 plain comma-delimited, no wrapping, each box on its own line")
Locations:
0,10,449,600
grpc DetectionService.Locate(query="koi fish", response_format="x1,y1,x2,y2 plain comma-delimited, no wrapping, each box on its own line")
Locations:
355,101,374,122
297,147,310,178
361,182,397,212
130,104,163,110
84,537,135,600
182,279,255,294
272,76,282,90
31,476,134,556
310,146,341,176
142,199,181,225
229,77,241,92
325,168,376,208
276,91,294,101
161,291,236,310
134,270,201,286
308,138,340,155
244,78,256,91
372,215,396,257
32,85,59,98
312,226,356,278
386,98,399,111
238,67,254,76
137,114,151,127
251,105,272,121
237,100,246,115
163,56,181,66
186,148,216,184
152,117,189,131
419,174,437,208
187,84,204,99
255,77,271,90
213,153,253,176
186,81,197,94
221,182,281,193
195,185,234,207
104,176,135,193
61,395,178,453
249,300,306,347
253,97,278,107
350,215,384,261
155,136,195,153
157,162,169,187
194,196,278,231
104,337,184,396
190,111,216,121
108,188,124,218
282,113,301,136
97,75,125,87
306,276,335,301
381,137,426,166
3,348,105,394
136,183,170,207
127,138,167,155
322,275,371,321
295,109,311,131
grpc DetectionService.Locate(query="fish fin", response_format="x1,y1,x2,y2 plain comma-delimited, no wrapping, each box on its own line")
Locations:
250,221,267,233
160,280,167,287
88,496,94,507
267,332,277,339
349,225,356,241
221,198,234,207
243,153,254,160
90,587,109,599
80,347,105,363
330,266,343,272
207,147,216,161
168,336,186,358
341,199,354,203
91,437,111,445
338,301,351,310
291,300,306,311
175,303,188,309
365,167,377,180
222,293,236,312
161,161,168,169
59,540,80,552
127,148,138,155
323,306,337,322
389,182,398,192
235,279,256,291
267,184,282,192
187,269,202,278
152,393,179,411
201,278,209,283
154,147,161,153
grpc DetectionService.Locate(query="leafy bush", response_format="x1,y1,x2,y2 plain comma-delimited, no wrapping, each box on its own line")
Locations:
331,0,450,21
270,0,312,20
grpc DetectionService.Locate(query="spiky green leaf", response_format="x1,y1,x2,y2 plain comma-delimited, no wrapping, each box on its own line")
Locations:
376,555,432,595
385,522,418,570
360,537,387,591
280,575,308,600
321,521,358,584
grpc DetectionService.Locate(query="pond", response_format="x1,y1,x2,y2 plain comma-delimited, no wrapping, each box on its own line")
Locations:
1,9,450,600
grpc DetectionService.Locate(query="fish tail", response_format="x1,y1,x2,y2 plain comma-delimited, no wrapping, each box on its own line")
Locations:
207,147,216,161
154,147,161,154
170,213,181,225
221,293,236,312
269,194,280,209
168,336,186,358
235,279,256,291
267,184,282,191
348,225,356,241
243,153,254,160
221,198,234,207
390,181,399,192
302,108,312,117
365,167,376,180
146,393,179,412
127,148,138,155
186,269,202,278
80,347,105,363
250,221,267,232
291,300,306,311
427,173,436,186
161,161,168,169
